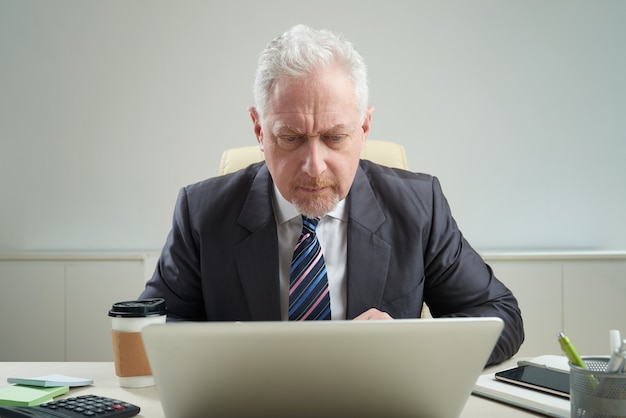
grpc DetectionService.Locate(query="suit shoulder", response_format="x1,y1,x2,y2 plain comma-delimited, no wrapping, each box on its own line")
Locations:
184,162,265,196
174,162,268,217
359,159,435,186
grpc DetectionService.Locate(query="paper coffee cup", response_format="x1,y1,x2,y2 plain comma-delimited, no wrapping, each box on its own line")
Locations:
109,298,167,388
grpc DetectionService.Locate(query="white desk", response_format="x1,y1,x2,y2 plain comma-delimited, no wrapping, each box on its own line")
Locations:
0,361,545,417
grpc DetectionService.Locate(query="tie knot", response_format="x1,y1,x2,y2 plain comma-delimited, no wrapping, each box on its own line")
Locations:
302,216,320,230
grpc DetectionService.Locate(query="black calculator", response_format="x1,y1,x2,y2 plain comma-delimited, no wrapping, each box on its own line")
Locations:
0,395,140,418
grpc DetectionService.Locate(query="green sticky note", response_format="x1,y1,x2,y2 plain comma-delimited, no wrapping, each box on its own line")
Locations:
0,384,69,406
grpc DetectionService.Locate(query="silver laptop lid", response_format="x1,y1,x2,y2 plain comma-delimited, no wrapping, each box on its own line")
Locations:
142,317,503,418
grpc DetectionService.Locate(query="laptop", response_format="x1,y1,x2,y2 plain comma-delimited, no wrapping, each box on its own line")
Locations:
142,317,503,418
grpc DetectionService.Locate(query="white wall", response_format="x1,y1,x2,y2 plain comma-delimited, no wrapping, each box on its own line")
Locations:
1,0,624,253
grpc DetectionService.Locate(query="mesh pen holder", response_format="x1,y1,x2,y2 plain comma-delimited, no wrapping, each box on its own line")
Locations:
570,357,626,418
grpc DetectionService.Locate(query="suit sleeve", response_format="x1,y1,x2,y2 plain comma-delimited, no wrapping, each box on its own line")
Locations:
139,187,207,321
423,177,525,365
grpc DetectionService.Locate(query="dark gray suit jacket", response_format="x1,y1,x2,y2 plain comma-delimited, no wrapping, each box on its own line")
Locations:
141,160,524,364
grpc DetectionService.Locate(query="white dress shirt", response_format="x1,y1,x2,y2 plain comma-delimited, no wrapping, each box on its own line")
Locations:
272,184,348,320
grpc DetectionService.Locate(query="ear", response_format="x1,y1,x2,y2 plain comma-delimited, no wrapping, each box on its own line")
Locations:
360,106,375,149
248,106,265,151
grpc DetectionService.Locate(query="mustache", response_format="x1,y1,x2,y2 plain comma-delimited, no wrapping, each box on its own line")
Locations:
291,177,335,189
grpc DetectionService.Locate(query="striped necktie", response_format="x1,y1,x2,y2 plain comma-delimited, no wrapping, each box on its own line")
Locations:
289,216,331,320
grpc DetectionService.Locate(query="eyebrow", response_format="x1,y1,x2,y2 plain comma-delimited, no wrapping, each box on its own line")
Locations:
274,125,303,136
274,124,350,136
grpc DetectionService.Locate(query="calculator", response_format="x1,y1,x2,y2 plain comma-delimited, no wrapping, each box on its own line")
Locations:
0,395,140,417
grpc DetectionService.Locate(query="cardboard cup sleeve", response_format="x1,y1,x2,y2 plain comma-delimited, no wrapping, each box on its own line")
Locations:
111,330,152,377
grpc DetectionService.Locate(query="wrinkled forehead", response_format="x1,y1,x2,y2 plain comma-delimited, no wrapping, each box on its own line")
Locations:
265,71,361,131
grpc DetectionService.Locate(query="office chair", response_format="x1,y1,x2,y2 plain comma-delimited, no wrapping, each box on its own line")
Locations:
218,140,408,175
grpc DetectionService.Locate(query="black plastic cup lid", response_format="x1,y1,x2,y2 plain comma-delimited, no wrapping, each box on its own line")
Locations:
108,298,167,318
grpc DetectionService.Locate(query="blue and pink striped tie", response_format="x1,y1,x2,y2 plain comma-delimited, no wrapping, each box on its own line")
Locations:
289,216,331,320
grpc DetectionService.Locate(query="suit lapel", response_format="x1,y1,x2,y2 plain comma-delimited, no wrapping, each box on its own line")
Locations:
234,165,282,320
232,164,392,320
345,166,391,318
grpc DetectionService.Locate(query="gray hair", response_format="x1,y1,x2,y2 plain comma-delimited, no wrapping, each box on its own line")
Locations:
253,25,368,120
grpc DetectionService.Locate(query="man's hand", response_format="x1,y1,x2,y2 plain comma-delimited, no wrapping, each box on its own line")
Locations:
353,308,393,320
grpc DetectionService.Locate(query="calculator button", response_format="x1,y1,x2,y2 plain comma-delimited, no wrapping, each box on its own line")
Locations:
36,395,140,417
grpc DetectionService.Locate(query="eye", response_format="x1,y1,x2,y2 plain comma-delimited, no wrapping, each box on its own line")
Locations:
279,135,303,143
276,134,305,150
323,134,348,146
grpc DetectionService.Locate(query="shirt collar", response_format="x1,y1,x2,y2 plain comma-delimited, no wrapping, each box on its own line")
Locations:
272,184,348,224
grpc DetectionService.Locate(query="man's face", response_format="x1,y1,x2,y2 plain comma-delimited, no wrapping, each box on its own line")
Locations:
250,65,373,218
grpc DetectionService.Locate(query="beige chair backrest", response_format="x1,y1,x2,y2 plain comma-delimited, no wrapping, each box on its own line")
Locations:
218,140,408,175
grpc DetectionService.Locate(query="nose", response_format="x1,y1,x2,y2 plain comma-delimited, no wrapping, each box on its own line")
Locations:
301,139,327,178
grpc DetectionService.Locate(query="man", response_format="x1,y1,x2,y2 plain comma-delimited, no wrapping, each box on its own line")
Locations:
140,24,524,365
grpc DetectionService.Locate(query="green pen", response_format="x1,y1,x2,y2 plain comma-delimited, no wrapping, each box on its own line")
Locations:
558,332,599,390
558,332,586,368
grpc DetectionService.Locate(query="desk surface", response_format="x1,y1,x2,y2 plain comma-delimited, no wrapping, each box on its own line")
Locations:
0,361,545,417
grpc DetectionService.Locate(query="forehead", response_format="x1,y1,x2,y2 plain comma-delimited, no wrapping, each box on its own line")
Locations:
265,68,361,133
